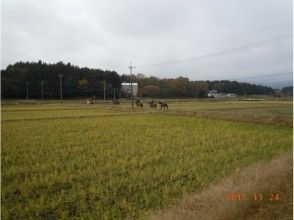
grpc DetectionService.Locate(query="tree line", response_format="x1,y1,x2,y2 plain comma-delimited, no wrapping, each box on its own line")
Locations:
121,74,274,98
1,61,275,99
1,61,120,99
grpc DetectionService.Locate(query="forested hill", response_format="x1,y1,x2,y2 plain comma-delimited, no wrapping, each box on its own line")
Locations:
1,61,274,99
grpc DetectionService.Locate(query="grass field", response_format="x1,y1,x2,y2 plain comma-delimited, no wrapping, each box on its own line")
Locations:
1,99,293,219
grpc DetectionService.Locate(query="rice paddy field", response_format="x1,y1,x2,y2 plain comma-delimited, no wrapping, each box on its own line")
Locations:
1,99,293,219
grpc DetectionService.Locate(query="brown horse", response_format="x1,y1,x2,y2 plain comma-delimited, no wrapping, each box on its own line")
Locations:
136,100,143,108
158,101,168,109
113,99,120,105
148,100,157,108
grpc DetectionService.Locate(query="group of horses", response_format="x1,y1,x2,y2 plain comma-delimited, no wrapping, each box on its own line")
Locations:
80,97,168,109
136,99,168,109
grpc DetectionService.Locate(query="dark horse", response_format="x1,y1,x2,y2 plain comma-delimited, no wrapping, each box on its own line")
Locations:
158,101,168,109
113,99,120,105
136,99,143,108
148,100,157,108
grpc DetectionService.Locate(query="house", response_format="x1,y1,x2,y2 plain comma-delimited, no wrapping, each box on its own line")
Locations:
207,90,217,97
225,93,237,98
208,90,237,99
208,90,225,98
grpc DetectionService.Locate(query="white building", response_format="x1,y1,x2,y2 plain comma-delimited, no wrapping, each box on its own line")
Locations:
225,93,237,98
207,90,224,98
121,82,138,97
208,90,236,99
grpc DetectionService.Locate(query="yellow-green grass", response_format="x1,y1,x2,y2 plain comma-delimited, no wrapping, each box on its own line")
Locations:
2,112,292,219
1,108,129,121
2,100,292,126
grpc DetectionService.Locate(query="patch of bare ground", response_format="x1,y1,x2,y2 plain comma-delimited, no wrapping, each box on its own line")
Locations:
144,152,293,220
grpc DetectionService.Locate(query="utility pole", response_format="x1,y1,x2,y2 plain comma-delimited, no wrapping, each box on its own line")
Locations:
58,73,63,102
41,81,44,101
103,81,106,101
129,62,135,109
26,82,29,102
113,88,116,101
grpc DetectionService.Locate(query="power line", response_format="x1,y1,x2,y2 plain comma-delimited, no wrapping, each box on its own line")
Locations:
137,34,292,67
231,71,293,81
213,22,293,47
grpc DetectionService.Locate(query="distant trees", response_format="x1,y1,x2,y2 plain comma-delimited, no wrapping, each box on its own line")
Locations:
206,80,273,95
189,81,209,98
141,85,159,97
121,74,274,98
1,61,275,99
1,61,121,99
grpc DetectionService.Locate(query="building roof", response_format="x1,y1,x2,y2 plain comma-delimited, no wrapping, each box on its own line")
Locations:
121,82,138,86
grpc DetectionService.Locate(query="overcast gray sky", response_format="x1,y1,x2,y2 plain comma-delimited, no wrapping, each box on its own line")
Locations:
1,0,293,87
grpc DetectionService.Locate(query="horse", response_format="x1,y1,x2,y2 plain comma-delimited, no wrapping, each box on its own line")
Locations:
158,101,168,109
136,99,143,108
80,97,93,105
113,99,120,105
80,98,86,104
86,98,93,105
148,100,157,108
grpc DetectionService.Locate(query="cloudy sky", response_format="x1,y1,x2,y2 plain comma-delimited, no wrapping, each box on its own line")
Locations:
1,0,293,87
